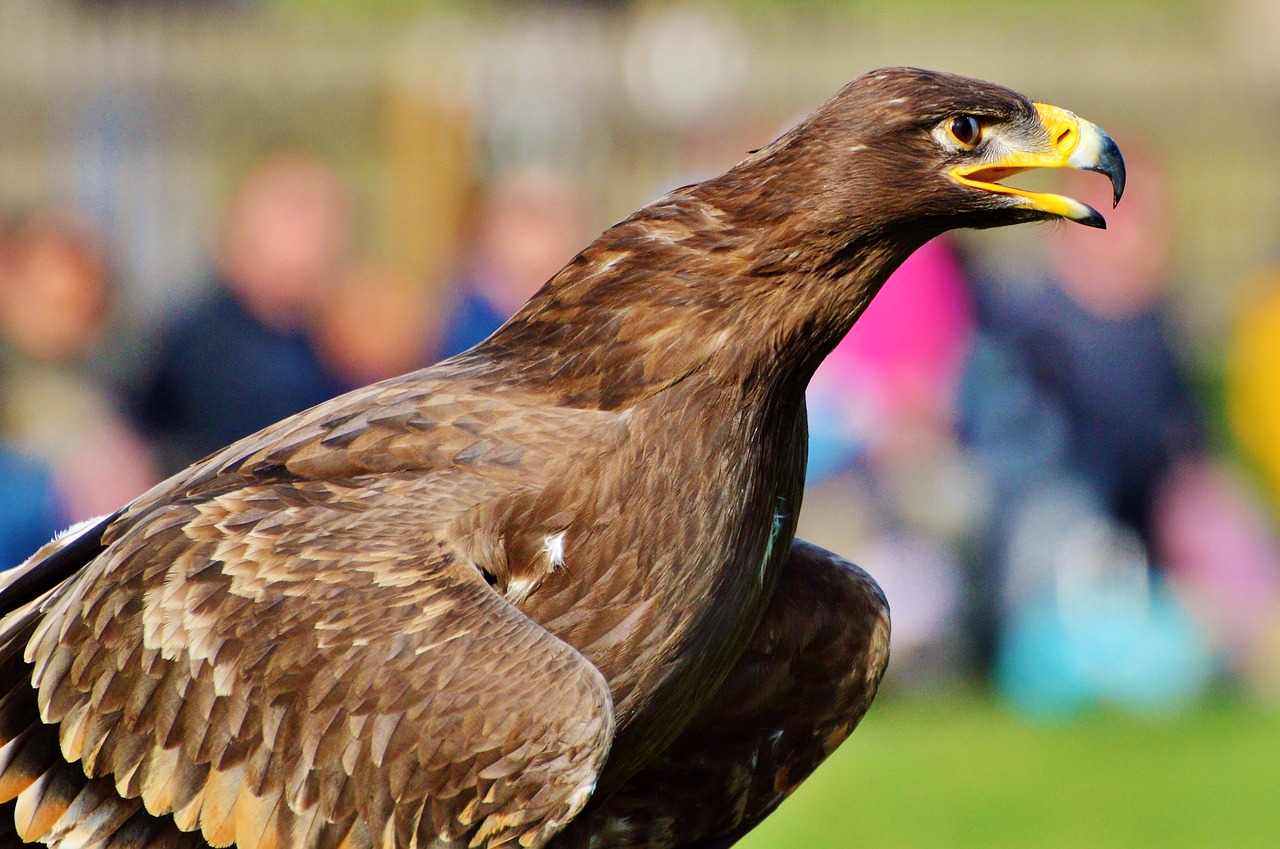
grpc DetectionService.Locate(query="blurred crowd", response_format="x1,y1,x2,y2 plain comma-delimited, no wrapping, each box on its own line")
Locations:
3,135,1280,717
0,151,586,549
803,144,1280,714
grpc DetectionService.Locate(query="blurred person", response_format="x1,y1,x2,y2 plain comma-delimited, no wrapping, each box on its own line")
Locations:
0,212,109,365
959,146,1198,589
0,210,158,525
961,146,1196,548
799,236,982,681
129,153,349,473
316,260,440,389
0,442,60,572
439,167,587,358
957,146,1221,714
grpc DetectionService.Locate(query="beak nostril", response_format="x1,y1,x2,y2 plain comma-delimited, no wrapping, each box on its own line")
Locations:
1056,127,1075,148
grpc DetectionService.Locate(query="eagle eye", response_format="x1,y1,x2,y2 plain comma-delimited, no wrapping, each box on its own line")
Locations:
947,115,983,149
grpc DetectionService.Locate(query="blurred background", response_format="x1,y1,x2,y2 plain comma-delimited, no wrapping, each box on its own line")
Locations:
2,0,1279,846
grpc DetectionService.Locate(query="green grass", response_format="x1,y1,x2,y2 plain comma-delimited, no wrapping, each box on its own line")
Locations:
740,689,1280,849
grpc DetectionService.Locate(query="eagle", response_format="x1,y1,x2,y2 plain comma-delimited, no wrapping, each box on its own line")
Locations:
0,68,1123,849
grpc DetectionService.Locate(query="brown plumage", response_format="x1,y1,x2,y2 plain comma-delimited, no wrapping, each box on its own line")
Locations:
0,68,1123,849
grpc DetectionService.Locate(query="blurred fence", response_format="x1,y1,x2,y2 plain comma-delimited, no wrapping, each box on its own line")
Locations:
1,0,1277,345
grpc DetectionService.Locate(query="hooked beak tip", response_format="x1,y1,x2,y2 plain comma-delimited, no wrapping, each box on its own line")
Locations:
1078,123,1126,209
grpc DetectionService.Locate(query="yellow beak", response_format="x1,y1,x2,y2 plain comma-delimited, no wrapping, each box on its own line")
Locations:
951,103,1126,228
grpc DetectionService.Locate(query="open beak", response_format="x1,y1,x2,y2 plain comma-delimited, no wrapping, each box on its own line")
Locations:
952,103,1126,228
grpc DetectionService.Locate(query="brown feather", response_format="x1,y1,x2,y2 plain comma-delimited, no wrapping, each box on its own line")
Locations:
552,539,890,848
12,764,71,841
0,67,1103,849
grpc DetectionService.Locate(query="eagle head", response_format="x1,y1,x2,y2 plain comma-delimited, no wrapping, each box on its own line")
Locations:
752,67,1126,240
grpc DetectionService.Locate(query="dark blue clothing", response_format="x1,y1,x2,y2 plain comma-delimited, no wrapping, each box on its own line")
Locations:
0,444,61,571
130,281,344,474
956,275,1204,671
958,276,1202,540
438,288,511,360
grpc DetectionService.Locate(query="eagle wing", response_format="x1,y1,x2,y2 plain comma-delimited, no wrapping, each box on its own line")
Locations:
0,383,616,849
553,539,889,849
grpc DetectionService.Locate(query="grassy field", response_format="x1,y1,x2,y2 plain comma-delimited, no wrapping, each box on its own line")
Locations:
739,689,1280,849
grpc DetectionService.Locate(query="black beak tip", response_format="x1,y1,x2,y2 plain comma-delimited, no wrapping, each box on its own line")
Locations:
1098,132,1126,208
1111,165,1126,208
1078,205,1107,229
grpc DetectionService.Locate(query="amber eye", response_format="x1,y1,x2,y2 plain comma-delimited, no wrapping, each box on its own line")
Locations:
948,115,983,149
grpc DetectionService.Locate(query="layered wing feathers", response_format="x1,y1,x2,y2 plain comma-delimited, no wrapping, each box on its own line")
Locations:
1,380,618,849
554,540,889,849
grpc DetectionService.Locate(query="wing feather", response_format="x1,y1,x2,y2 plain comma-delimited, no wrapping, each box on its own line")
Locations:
551,539,889,849
1,464,614,849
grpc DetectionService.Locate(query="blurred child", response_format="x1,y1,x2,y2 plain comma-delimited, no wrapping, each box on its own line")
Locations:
0,209,158,525
439,166,587,358
128,153,349,472
959,146,1232,714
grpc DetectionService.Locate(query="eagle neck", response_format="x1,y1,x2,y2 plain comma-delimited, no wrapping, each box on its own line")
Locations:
474,185,932,410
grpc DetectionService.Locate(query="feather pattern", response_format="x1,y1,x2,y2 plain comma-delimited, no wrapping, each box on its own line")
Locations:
1,388,620,849
0,67,1114,849
552,541,890,849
